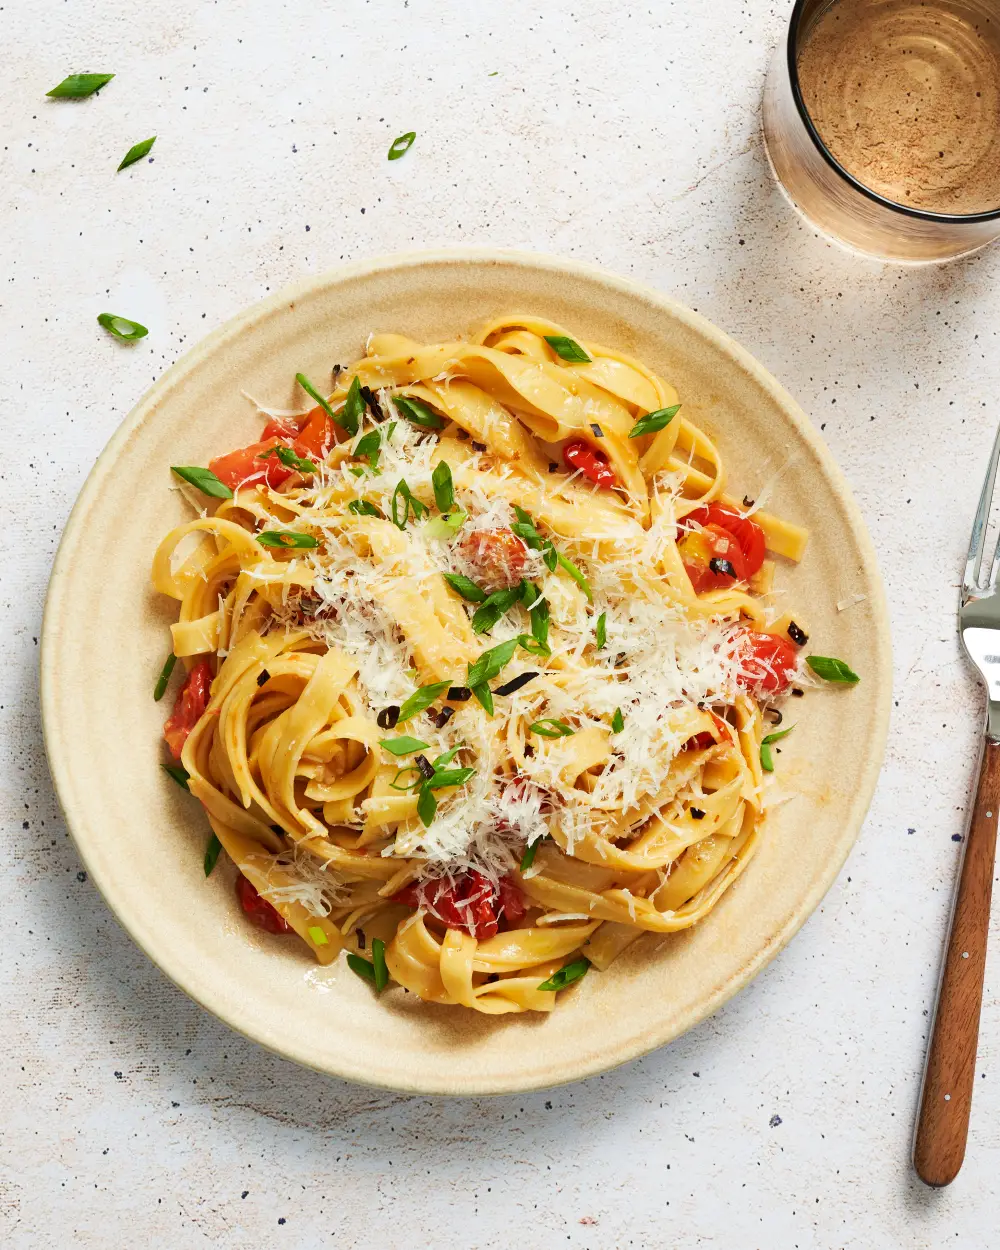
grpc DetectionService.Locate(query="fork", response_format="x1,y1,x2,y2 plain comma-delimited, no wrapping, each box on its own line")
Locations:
913,424,1000,1187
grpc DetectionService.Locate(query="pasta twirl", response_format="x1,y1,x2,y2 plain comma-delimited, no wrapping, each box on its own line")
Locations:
153,316,818,1013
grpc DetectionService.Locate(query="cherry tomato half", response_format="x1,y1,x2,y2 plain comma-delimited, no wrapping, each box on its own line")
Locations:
163,658,213,760
683,504,766,577
679,523,749,593
236,875,293,934
735,630,800,695
563,440,619,490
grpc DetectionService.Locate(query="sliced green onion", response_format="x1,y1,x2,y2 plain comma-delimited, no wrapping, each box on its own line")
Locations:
372,938,389,991
352,429,381,466
203,833,222,876
628,404,681,439
529,718,576,738
595,612,607,650
471,585,523,634
47,73,114,99
527,587,550,654
393,395,445,429
427,767,476,790
390,766,424,792
806,656,860,684
162,764,190,791
391,478,428,529
347,952,377,984
387,131,416,160
432,460,455,513
342,375,365,436
417,784,438,827
511,505,544,549
153,652,177,701
430,745,463,770
347,499,382,518
397,680,451,722
379,735,430,756
256,531,319,549
519,835,546,872
170,465,233,499
760,724,795,773
423,510,468,539
471,682,494,715
98,312,148,342
542,545,558,572
117,136,156,171
308,925,329,946
443,572,487,602
296,372,358,436
543,335,591,364
467,637,520,688
258,445,316,474
611,707,625,734
556,552,592,602
537,957,590,992
516,636,549,657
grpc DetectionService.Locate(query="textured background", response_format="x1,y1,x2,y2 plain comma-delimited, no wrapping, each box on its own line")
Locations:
3,1,999,1246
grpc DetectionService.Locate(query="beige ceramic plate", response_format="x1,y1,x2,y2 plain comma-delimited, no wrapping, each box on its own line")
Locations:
42,250,891,1095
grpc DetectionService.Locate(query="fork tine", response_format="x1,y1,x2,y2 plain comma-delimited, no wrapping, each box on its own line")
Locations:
966,422,1000,594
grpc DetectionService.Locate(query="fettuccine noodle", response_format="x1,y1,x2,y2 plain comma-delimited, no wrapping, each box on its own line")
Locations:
153,316,813,1015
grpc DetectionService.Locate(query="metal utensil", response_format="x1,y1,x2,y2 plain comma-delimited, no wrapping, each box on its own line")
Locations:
913,424,1000,1186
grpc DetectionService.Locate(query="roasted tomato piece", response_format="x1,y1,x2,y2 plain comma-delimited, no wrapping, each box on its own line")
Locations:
679,523,749,593
497,876,526,926
563,440,618,490
456,527,529,593
393,869,524,939
682,504,766,577
735,630,800,695
236,875,293,934
260,414,304,441
209,437,297,491
294,406,338,458
163,658,213,760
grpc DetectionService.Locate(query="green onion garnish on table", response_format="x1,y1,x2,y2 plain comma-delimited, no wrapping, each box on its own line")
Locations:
98,313,148,342
47,73,114,98
117,136,156,171
387,131,416,160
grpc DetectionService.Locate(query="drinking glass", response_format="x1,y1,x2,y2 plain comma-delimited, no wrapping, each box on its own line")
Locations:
762,0,1000,263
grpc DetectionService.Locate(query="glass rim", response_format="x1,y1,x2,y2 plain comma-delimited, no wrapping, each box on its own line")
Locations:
786,0,1000,224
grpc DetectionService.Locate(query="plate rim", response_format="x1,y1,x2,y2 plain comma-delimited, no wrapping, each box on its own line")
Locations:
40,247,893,1094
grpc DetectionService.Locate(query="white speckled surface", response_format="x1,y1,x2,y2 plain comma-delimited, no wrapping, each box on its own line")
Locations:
3,0,999,1245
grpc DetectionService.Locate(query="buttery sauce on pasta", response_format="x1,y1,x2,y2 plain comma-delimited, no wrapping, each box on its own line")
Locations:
153,317,812,1015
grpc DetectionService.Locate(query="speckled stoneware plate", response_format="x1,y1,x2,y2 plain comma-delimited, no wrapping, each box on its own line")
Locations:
41,249,891,1095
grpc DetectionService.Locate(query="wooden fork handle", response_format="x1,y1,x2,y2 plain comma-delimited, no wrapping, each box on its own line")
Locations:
913,737,1000,1186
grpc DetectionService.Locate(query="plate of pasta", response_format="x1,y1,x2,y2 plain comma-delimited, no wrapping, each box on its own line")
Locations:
42,250,890,1093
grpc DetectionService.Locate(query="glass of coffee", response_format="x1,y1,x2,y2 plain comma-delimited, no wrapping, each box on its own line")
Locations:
762,0,1000,262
